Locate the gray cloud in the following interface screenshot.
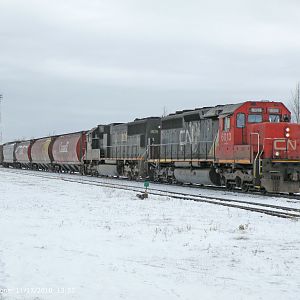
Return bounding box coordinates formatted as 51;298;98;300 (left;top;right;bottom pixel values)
0;0;300;141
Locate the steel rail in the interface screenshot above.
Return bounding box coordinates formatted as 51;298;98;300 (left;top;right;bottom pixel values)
2;167;300;202
1;168;299;219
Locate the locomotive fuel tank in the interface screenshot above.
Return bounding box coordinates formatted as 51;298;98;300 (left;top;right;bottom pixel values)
174;168;221;186
95;163;119;176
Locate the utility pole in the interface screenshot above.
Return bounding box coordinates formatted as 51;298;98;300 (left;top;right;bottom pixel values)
0;94;2;144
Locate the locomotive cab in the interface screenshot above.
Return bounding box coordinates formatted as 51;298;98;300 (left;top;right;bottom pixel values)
248;121;300;193
216;101;300;193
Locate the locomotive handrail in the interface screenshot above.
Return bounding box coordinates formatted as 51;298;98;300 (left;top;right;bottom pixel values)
147;141;214;161
149;141;214;147
250;132;260;178
99;144;143;159
91;141;216;161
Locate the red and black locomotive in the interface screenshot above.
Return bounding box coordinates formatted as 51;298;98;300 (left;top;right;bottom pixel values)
147;101;300;193
2;100;300;194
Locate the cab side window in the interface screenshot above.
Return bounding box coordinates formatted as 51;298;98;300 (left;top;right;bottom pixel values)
248;114;262;123
223;116;231;132
236;113;245;128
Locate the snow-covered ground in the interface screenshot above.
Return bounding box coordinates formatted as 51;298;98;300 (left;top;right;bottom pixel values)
4;168;300;209
0;169;300;300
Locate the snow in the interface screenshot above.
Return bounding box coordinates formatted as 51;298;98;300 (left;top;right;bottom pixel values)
0;168;300;300
5;168;300;210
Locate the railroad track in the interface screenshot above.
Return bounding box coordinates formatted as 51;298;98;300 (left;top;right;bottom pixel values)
2;166;300;202
1;168;300;219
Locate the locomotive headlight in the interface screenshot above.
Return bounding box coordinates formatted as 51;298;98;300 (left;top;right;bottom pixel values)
285;127;290;138
275;151;280;157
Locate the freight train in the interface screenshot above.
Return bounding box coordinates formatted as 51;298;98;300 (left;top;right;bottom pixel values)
1;100;300;194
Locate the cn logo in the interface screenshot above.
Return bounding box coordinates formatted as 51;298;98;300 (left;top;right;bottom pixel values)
179;129;193;145
274;139;297;151
59;141;69;153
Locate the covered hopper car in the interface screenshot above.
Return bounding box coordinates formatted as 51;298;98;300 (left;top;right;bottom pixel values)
15;140;32;168
30;137;54;170
2;142;17;168
51;131;86;173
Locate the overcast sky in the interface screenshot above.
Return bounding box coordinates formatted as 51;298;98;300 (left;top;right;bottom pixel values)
0;0;300;142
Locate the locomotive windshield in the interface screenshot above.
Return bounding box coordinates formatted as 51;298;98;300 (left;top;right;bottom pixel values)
248;114;262;123
269;114;280;122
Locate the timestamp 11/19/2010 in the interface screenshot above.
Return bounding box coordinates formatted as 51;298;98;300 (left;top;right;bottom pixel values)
0;287;76;295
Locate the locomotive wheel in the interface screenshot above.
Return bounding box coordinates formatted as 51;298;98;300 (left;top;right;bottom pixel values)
235;176;242;188
226;182;233;190
241;183;249;192
260;188;267;195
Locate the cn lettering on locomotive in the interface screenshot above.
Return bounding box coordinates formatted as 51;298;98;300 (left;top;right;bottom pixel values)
179;129;193;145
274;139;296;151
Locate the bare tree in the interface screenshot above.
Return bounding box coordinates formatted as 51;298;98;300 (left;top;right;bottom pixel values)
291;82;300;123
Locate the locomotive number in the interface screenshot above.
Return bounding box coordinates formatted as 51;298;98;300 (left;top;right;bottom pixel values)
221;132;231;144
